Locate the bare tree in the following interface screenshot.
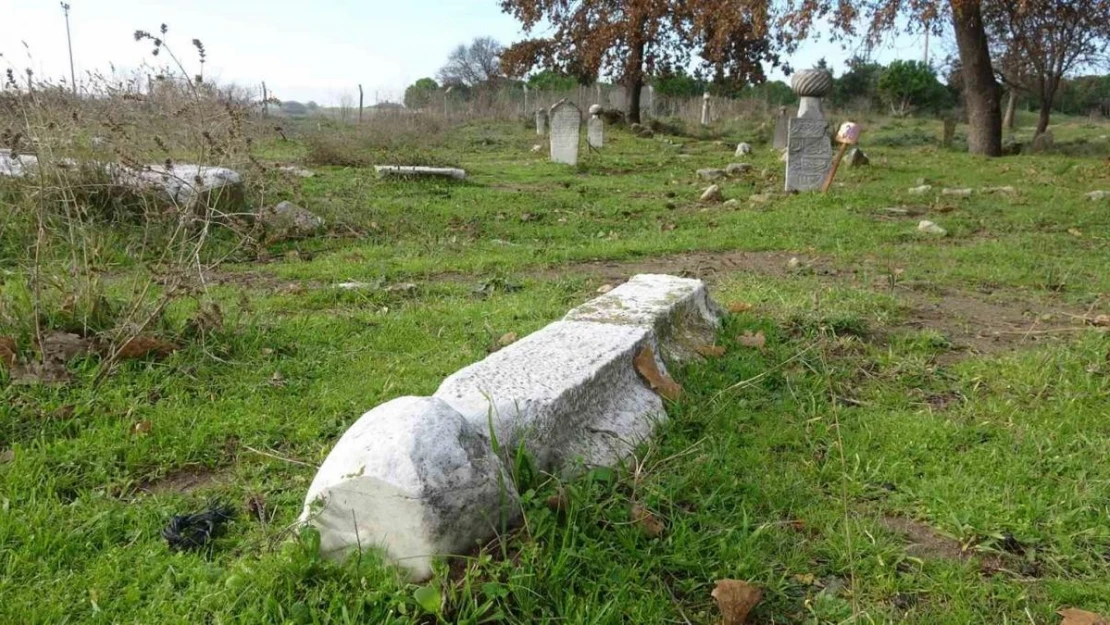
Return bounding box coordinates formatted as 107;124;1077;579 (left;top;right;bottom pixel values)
437;37;504;88
986;0;1110;135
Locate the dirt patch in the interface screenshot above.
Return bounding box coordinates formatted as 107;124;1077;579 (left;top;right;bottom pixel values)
897;286;1083;357
879;515;1007;571
138;465;227;495
531;250;835;285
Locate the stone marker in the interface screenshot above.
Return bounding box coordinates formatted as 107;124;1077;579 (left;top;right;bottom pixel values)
785;69;833;192
700;184;722;202
918;220;946;235
587;112;604;149
375;165;467;180
261;201;324;240
1031;130;1055;153
908;185;933;195
300;396;519;581
535;109;547;135
725;163;752;176
549;101;581;165
772;106;789;149
697;168;726;180
941;188;972;197
942;118;957;148
846;148;869;167
735;142;752;156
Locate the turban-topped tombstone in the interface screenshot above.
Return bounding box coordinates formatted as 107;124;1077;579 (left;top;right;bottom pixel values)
785;69;834;192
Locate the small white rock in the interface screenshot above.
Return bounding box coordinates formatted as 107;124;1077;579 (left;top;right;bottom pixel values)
723;199;740;208
1086;190;1108;201
942;188;973;197
918;220;947;235
700;184;722;202
735;142;752;156
908;185;933;195
596;284;614;294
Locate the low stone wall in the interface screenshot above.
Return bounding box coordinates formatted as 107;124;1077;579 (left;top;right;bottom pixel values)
300;274;723;580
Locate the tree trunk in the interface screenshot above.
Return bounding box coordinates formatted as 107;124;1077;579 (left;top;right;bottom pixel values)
950;0;1001;156
1003;90;1017;130
628;78;643;124
1035;77;1059;136
626;29;646;124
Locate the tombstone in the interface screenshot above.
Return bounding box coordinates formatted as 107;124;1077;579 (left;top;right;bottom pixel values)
535;110;548;136
772;106;789;149
785;69;834;192
549;101;581;165
942;117;956;148
587;104;604;149
700;92;710;126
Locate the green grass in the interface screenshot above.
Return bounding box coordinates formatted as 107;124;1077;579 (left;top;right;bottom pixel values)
3;115;1110;623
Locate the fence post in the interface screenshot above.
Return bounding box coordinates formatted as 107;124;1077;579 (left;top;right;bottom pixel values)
358;84;364;123
262;81;269;116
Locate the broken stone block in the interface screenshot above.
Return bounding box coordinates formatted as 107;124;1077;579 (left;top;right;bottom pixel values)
374;166;467;180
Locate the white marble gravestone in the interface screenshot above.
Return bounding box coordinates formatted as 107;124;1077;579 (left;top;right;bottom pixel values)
549;101;581;165
535;110;547;135
587;116;604;148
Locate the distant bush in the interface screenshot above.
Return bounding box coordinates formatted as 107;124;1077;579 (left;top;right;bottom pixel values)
304;115;459;168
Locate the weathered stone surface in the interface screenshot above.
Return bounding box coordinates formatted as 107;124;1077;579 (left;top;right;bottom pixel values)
735;142;752;156
908;185;933;195
700;184;722;202
772;107;789;149
114;163;242;205
846;148;869;167
549;101;581;165
941;188;972;197
725;162;753;176
918;220;947;235
300;396;519;581
587;116;604;149
564;274;723;362
785;118;831;192
435;321;666;473
535;110;547;135
375;166;466;180
1031;130;1055;153
277;165;314;178
697;168;726;180
1087;190;1109;201
0;149;38;177
588;104;602;115
723;199;740;208
261;201;323;239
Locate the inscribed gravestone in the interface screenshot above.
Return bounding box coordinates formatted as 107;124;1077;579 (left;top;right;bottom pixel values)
785;118;832;192
587;116;604;148
549;102;581;165
772;106;788;149
535;110;547;135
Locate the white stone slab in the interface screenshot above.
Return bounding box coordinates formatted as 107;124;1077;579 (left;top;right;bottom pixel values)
587;116;604;148
0;150;38;177
374;165;467;180
435;320;666;473
549;101;581;165
112;163;242;205
564;274;722;361
300;396;518;581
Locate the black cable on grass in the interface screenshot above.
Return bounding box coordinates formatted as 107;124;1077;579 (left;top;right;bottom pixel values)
162;501;235;552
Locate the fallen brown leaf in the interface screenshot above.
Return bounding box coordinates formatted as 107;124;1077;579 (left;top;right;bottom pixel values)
132;420;153;435
696;344;727;358
630;504;665;538
1092;315;1110;327
596;284;614;294
727;302;753;313
712;579;763;625
269;371;286;387
737;330;767;349
792;573;816;585
41;332;91;363
545;487;570;513
661;222;677;231
117;336;177;360
0;336;16;369
0;448;13;464
498;332;518;347
1068;228;1083;237
1059;608;1109;625
633;346;683;401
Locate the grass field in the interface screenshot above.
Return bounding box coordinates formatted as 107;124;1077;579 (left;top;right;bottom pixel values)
3;112;1110;623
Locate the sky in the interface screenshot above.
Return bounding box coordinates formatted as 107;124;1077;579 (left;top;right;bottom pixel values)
1;0;935;105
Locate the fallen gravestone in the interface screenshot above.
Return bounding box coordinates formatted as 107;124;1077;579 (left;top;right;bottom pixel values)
549;101;581;165
260;201;324;240
301;274;722;580
374;165;467;180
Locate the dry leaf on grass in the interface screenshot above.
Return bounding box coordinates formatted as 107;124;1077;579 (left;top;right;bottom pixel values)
545;488;570;513
498;332;518;347
630;504;665;538
737;331;766;349
696;345;727;358
633;346;683;401
41;332;92;363
712;579;763;625
0;337;16;369
1092;315;1110;327
1068;228;1084;237
132;420;153;435
269;371;286;387
0;448;13;464
727;302;753;313
1059;608;1109;625
596;284;614;294
117;336;177;360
